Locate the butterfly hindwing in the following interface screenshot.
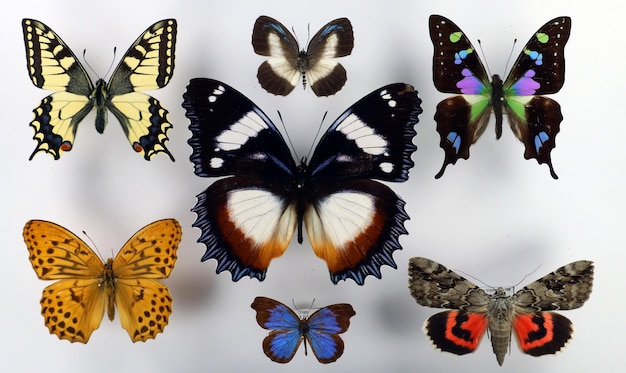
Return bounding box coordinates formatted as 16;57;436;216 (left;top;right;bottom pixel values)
22;18;176;160
183;79;421;284
408;257;593;366
24;219;181;343
252;16;354;96
251;297;355;363
429;15;570;179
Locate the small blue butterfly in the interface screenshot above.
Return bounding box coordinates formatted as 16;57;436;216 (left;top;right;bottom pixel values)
251;297;356;363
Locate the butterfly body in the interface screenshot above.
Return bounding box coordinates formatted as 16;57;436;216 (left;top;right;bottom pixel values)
22;18;176;160
252;16;354;96
429;15;570;179
408;257;593;366
183;79;421;284
251;297;355;363
24;219;181;343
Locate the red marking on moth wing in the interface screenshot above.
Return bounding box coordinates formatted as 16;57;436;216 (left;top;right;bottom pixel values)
514;313;553;350
445;311;488;350
309;211;384;273
514;312;572;355
217;208;290;270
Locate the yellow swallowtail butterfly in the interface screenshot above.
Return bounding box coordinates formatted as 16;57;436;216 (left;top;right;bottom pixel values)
22;19;177;160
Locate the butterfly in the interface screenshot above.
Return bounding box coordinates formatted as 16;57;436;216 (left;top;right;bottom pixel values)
408;257;594;366
252;15;354;96
429;15;571;179
251;296;355;363
182;78;421;284
22;18;177;160
23;219;181;343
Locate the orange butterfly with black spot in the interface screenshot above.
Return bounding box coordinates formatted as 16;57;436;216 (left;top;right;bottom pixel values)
24;219;181;343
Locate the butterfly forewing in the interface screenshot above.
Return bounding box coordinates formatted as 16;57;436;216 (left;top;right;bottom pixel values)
429;15;490;94
22;19;93;94
503;17;571;95
309;83;420;183
184;78;296;181
107;19;176;95
24;220;105;279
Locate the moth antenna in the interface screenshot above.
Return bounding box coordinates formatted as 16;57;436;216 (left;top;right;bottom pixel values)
511;263;542;290
476;39;493;77
503;39;518;77
306;112;327;160
277;111;300;161
455;268;496;291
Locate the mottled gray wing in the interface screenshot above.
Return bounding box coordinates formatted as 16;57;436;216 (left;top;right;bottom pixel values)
513;260;594;313
408;257;489;312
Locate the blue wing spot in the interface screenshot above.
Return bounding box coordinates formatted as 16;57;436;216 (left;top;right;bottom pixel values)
447;132;461;153
454;49;470;64
527;50;543;66
534;131;549;152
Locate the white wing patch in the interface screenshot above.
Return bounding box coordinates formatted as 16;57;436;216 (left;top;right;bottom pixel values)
215;112;269;151
336;114;388;156
226;189;297;247
304;191;375;249
264;33;300;84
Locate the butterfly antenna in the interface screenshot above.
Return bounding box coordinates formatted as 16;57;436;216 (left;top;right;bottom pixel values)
306;112;327;160
503;39;518;77
82;46;118;79
81;229;106;261
277;111;300;161
476;39;493;77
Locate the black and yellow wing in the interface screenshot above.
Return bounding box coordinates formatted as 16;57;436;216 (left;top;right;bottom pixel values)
22;18;177;160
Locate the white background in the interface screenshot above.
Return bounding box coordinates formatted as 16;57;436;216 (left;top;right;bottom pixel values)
2;0;623;372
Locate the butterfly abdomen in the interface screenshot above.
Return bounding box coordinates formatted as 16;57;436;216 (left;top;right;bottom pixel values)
92;79;109;133
490;74;504;139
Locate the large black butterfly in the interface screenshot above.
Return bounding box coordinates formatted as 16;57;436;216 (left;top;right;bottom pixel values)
182;79;421;284
252;16;354;96
22;19;176;160
429;15;571;179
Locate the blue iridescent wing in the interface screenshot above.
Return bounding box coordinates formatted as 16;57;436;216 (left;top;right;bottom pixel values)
305;303;356;363
251;297;355;364
251;297;304;363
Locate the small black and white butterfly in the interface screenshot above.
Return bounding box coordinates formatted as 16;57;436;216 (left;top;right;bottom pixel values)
182;78;421;284
252;16;354;96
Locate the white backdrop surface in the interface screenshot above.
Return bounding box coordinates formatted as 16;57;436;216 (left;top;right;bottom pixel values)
1;1;622;372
